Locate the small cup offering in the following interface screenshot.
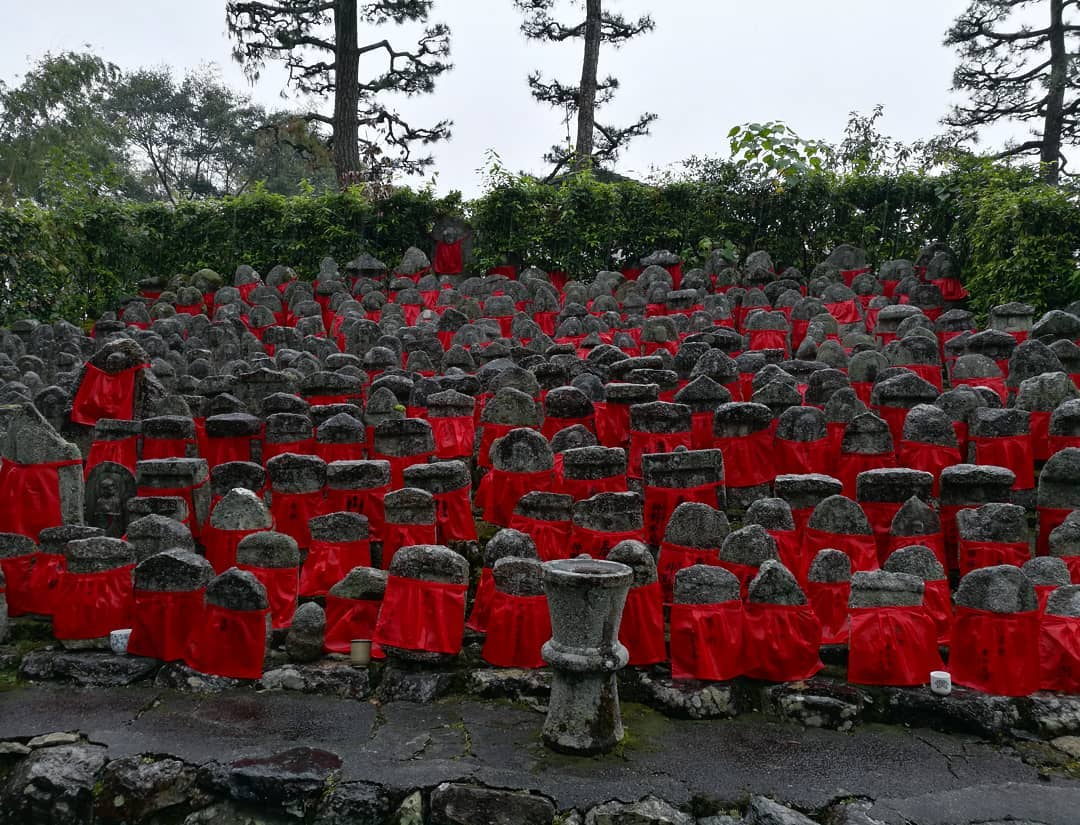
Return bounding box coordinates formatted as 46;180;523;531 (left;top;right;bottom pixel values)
930;670;952;696
350;639;372;666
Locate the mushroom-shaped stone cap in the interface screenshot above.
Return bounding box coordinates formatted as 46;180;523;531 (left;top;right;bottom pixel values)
719;524;779;566
209;488;273;530
883;545;946;581
387;544;469;584
663;502;730;549
205;567;269;611
1046;585;1080;617
1022;556;1071;587
329;566;387;600
673;564;741;604
133;548;214;592
808;549;852;583
747;559;806;605
889;495;940;538
63;537;135;573
0;532;37;559
492;556;545;596
955;565;1038;614
807;495;873;535
309;511;369;542
606;540;657;586
236;531;300;568
483;528;539;567
744;498;795;532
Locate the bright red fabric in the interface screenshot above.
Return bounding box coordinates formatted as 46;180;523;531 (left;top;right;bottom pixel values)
841;267;871;286
1040;614;1080;692
21;552;64;615
541;415;594;441
323;484;389;542
773;436;833;477
803;527;878;573
972;434;1035;490
627;430;693;478
430;416;475;460
137;478;208;536
860;500;904;566
466;567;495;632
670;600;744;681
1036;584;1058;613
381;521;437;569
950;376;1007;404
202;435;253;468
888;532;948;570
324;596;382;655
481;592;551;668
127;588;205;661
141;437;192;461
619;581;666;666
507;514;572;562
715;560;761;599
559;469;627;501
315;442;365;464
748;329;788;352
896;441;961;496
769;529;805;583
1038;507;1074;558
836;452;894;498
689;411;715;450
595;403;632;448
270;488;324;549
70;363;145;425
847;606;943;686
742;602;823;681
299;538;371;596
957;539;1030;576
52;564;134;640
475;468;553;527
851;381;874;407
923;578;952;644
434;239;464;275
185;603;268;680
825;299;861;324
373;575;467;654
0;459;81;541
806;580;850;645
567;526;644;559
433;485;477;543
237;564;297;629
477;423;517;468
0;552;36;616
85;436;138;477
951;607;1040;696
203;527;265;574
643;483;720;546
1049;435;1080;455
904;363;943;392
875;405;910;450
656;542;718;603
263;438;316;465
715;429;774;487
932;277;968;301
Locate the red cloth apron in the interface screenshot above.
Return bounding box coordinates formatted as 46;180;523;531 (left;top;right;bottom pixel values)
475;468;553;527
847;605;943;686
381;522;437;569
269;488;324;549
85;436;138;477
137;478;208;537
1038;507;1074;558
262;438;316;465
619;581;666;666
567;526;644;559
769;529;805;583
21;552;65;615
825;299;861;324
299;538;371;596
324;596;383;655
0;459;82;541
477;423;517;468
806;580;850;645
52;564;134;640
836;452;894;498
202;434;254;468
70;363;145;425
841;267;871;286
773;436;833;477
957;539;1030;576
896;441;962;496
323;484;389;542
689;411;715;450
803;527;878;573
481;592;551;669
1048;435;1080;455
1036;584;1058;613
507;514;572;562
932;277;968;301
715;560;761;600
875;405;910;450
466;566;495;632
939;504;976;569
888;532;948;570
715;429;774;487
748;329;788;352
373;575;467;654
1040;613;1080;692
657;542;718;604
185;603;268;680
742;602;823;681
642;483;720;546
0;551;37;616
433;485;477;543
951;607;1040;696
315;442;366;464
670;600;744;681
430;416;476;460
203;526;265;574
860;501;904;566
923;578;952;644
904;363;943;392
971;434;1035;491
559;471;628;501
851;381;874;407
141;437;193;461
127;588;205;661
541;415;595;441
950;376;1007;404
433;239;464;275
237;564;297;629
627;430;693;479
595;403;633;448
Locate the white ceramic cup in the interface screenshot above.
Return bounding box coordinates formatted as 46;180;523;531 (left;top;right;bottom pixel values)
110;628;132;656
930;670;952;695
350;639;372;666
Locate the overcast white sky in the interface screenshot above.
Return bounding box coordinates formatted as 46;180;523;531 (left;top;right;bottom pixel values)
1;0;1036;196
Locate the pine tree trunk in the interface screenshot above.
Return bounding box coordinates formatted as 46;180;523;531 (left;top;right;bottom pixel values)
573;0;602;170
1042;0;1067;185
333;0;362;189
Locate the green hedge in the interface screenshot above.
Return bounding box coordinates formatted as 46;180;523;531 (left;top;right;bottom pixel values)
0;162;1077;325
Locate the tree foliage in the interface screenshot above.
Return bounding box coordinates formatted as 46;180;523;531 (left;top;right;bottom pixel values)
514;0;656;177
226;0;453;187
945;0;1080;183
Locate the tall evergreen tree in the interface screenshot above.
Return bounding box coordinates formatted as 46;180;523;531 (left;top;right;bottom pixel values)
945;0;1080;183
514;0;656;177
227;0;452;188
